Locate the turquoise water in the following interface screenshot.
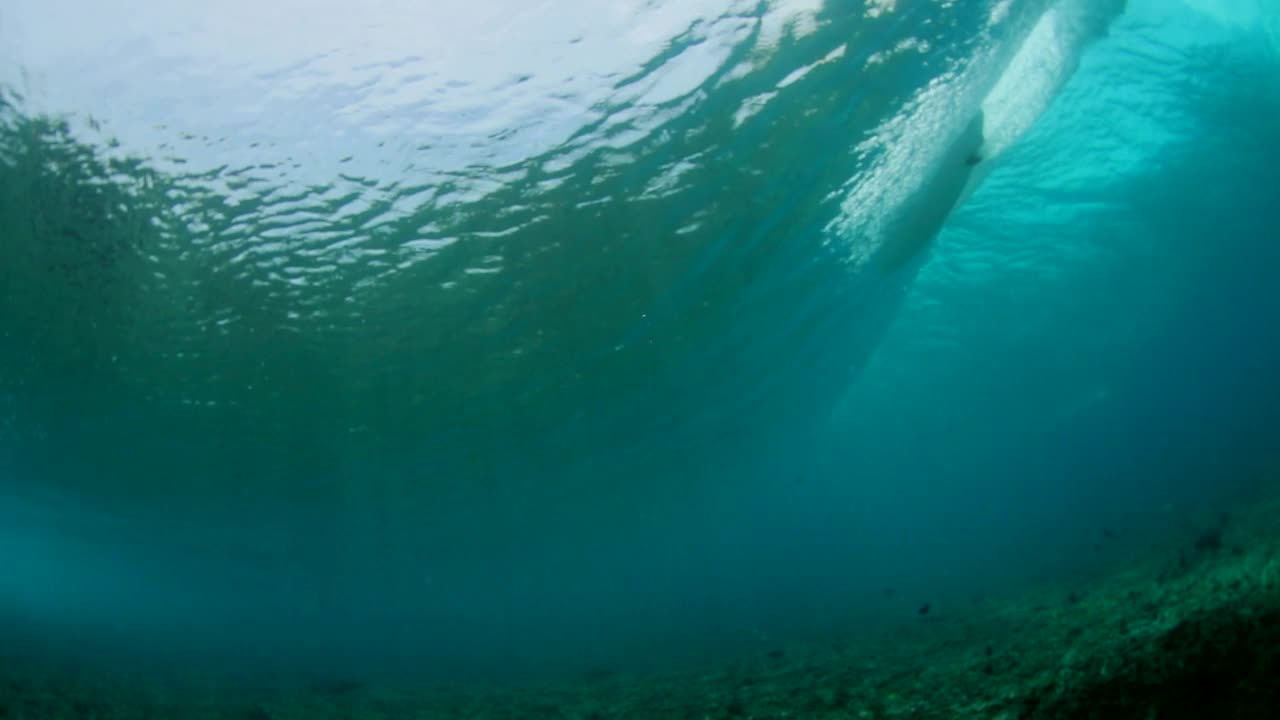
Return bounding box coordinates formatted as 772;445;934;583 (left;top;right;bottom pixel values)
1;0;1278;683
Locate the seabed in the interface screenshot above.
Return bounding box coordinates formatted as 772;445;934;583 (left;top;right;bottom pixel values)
3;486;1278;719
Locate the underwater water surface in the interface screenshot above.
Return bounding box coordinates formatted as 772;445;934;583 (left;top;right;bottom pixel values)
2;0;1280;693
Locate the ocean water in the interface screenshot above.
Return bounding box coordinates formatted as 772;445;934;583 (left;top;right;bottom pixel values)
1;0;1279;692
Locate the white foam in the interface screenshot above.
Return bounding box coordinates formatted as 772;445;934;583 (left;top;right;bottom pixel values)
966;0;1127;203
